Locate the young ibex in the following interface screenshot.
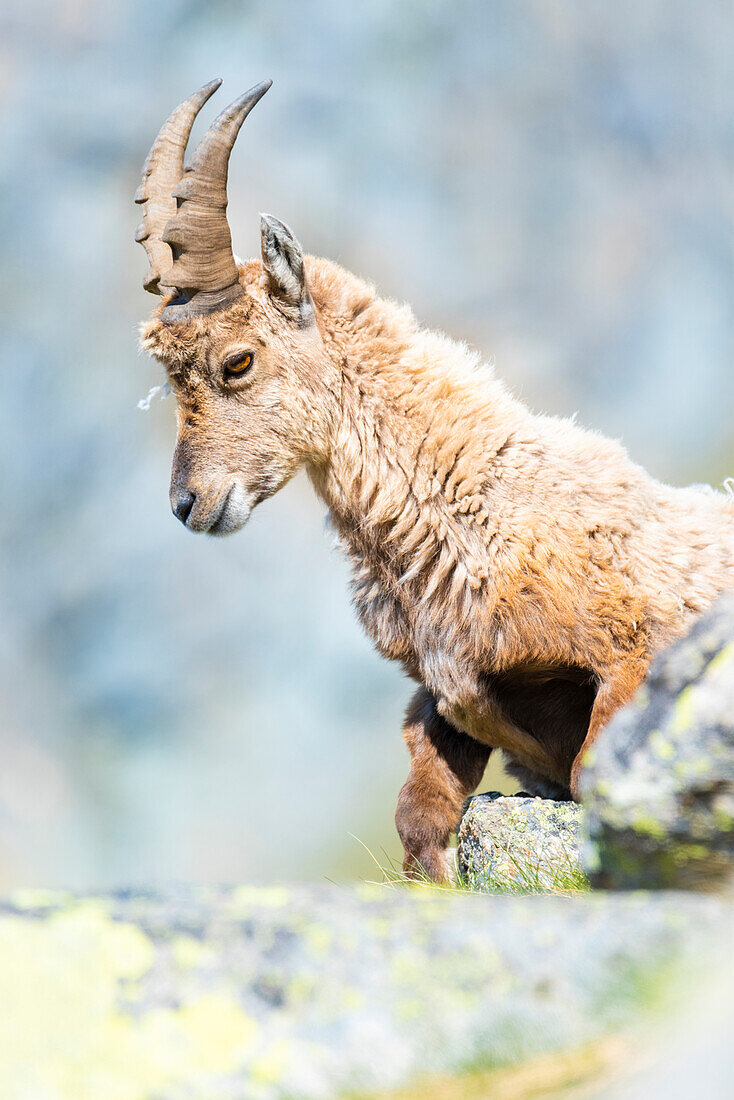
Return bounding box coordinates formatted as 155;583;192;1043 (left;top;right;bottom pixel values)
136;80;734;881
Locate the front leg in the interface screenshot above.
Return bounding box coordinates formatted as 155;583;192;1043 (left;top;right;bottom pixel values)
570;661;647;798
396;687;491;883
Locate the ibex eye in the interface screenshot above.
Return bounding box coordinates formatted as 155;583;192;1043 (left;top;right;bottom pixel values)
223;351;254;378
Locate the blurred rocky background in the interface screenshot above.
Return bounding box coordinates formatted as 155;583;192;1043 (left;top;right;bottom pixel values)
1;0;733;891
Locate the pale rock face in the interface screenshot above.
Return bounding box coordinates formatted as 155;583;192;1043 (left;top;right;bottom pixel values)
0;884;726;1098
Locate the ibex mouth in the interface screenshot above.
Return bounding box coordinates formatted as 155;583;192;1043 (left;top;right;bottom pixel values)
205;483;253;537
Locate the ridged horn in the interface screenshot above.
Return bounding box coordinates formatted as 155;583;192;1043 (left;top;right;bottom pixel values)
160;79;273;322
134;79;222;297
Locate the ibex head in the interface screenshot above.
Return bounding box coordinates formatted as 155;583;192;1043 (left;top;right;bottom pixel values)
136;80;333;535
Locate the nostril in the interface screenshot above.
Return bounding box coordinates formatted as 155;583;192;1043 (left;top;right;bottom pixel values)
173;491;196;525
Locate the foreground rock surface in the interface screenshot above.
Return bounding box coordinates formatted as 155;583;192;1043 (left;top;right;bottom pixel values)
0;884;726;1099
581;592;734;890
458;792;582;890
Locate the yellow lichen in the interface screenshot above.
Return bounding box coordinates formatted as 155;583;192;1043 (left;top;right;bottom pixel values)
648;730;675;761
249;1039;291;1085
631;814;666;840
705;640;734;675
670;685;697;734
10;888;65;911
230;885;290;909
0;901;258;1100
672;641;734;734
304;923;333;958
172;933;216;970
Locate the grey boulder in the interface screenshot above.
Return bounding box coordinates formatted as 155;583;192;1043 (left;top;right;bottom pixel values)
581;592;734;890
458;792;583;891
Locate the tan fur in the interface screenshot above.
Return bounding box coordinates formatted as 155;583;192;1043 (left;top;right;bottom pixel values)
141;253;734;881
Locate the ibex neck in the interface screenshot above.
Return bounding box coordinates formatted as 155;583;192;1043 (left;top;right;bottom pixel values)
305;258;524;588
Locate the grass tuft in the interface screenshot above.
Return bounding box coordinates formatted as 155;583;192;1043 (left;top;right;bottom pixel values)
350;835;589;896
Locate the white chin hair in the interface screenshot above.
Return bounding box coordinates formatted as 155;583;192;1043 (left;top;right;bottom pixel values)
209;483;254;537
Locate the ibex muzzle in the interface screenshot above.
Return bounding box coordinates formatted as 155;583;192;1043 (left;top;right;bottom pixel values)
169;434;256;536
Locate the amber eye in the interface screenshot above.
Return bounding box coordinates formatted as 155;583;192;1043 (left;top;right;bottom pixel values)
223;351;254;378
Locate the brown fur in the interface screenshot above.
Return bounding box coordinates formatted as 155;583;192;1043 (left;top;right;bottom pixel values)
141;250;734;881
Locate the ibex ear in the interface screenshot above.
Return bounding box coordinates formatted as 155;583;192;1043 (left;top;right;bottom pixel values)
260;213;314;323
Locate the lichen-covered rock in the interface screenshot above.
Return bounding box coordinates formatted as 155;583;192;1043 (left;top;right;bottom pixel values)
1;883;725;1099
581;592;734;890
458;792;583;891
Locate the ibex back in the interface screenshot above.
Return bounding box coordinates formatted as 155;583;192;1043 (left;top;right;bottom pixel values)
136;80;734;882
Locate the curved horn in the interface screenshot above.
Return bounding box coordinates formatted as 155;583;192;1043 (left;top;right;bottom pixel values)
134;79;222;296
160;79;273;322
